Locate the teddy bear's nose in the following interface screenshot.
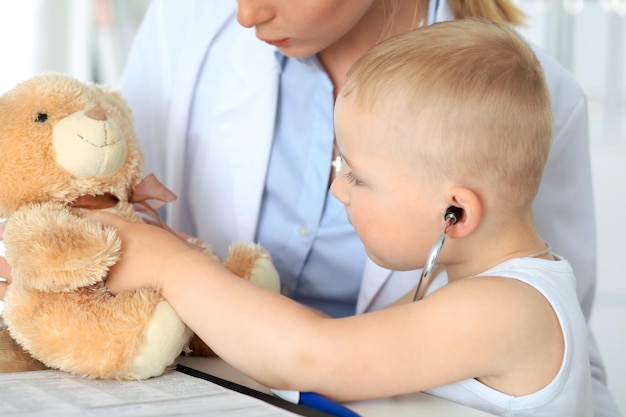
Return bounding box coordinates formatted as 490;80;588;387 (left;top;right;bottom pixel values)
85;107;107;121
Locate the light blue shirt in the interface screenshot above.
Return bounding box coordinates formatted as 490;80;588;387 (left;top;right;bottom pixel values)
255;54;366;318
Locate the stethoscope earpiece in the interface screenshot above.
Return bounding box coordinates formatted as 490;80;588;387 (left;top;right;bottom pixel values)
412;206;463;302
444;206;463;225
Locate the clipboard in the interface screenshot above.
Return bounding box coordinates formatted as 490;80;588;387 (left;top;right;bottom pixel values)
176;364;333;417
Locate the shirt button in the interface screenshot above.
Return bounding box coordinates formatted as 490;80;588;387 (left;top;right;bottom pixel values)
298;225;309;238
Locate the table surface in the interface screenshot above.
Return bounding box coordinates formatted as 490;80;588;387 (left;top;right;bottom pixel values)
176;355;496;417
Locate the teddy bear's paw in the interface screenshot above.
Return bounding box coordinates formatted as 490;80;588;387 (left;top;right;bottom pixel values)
129;301;193;379
223;242;280;293
4;205;121;291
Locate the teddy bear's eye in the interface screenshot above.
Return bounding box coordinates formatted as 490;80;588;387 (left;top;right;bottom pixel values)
35;113;48;123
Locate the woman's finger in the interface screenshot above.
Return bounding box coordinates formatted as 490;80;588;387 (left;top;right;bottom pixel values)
0;257;10;301
0;257;11;283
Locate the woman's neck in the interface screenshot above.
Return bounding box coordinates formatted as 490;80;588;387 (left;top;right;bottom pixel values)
318;0;429;95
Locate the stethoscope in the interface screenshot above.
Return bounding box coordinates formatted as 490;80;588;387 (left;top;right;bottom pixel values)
412;206;463;302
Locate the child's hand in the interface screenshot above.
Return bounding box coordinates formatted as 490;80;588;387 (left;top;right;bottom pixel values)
85;211;194;294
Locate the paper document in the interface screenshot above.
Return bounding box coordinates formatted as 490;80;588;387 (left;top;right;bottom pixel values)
0;369;300;416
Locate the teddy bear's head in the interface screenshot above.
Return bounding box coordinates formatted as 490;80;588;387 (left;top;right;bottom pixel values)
0;73;144;217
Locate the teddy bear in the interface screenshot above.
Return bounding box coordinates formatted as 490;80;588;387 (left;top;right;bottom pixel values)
0;73;280;379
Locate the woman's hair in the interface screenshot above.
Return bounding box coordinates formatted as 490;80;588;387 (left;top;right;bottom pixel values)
381;0;526;40
448;0;526;25
341;18;552;212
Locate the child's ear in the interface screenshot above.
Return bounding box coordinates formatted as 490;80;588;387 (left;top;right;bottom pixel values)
444;187;482;239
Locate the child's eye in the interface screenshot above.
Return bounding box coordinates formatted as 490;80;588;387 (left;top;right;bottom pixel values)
344;171;364;186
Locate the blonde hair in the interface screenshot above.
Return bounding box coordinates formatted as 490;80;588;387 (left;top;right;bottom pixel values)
380;0;526;42
448;0;526;25
341;18;552;211
378;0;427;42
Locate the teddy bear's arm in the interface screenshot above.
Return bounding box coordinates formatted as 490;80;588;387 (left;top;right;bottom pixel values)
223;242;280;293
3;202;121;291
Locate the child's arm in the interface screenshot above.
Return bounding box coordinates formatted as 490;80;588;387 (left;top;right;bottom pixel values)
87;212;564;402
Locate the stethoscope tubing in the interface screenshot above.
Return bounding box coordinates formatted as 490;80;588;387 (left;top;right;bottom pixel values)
412;207;461;301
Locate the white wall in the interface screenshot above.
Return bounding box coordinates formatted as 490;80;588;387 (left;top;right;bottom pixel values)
0;0;148;93
0;1;36;94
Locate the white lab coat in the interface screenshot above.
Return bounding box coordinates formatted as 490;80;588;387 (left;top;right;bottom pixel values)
120;1;619;415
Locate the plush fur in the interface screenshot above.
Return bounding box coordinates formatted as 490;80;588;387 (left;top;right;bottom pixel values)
0;73;279;379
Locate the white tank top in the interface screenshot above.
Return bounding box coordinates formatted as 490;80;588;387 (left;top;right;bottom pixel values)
425;256;593;416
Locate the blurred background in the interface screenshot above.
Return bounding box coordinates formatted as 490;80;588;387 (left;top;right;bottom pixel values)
0;0;624;413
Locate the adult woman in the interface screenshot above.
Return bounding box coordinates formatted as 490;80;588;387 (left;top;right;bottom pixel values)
102;0;618;415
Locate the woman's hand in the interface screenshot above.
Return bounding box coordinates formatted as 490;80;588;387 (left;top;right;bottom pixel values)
0;221;10;300
0;257;10;300
85;211;196;294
